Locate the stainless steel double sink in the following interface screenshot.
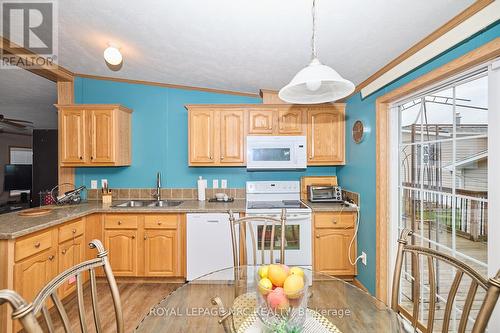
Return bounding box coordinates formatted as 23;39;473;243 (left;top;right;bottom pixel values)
112;200;183;208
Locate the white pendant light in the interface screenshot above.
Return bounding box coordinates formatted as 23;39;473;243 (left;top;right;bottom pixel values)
279;0;355;104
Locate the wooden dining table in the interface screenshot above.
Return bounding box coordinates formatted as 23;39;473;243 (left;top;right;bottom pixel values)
135;266;402;332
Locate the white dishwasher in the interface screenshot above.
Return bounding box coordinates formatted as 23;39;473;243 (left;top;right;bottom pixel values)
186;213;239;281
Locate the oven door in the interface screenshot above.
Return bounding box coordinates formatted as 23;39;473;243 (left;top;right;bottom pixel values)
245;214;311;266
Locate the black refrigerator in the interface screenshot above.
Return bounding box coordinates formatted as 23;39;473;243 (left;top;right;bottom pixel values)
31;129;58;207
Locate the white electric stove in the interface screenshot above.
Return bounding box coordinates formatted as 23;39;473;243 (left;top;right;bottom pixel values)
245;181;312;266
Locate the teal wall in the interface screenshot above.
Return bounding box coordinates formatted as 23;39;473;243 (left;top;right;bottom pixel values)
74;78;337;189
338;21;500;294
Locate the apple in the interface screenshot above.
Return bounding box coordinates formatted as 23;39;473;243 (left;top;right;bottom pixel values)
267;264;288;287
258;265;269;279
283;274;305;299
289;266;304;277
267;288;289;313
258;277;273;295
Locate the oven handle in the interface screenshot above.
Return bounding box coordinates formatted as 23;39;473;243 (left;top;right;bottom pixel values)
248;215;310;222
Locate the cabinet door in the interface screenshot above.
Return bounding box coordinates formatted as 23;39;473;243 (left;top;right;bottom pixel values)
248;109;275;134
60;109;86;164
220;110;245;164
189;109;216;164
104;230;137;276
89;109;115;163
144;230;179;276
307;107;345;165
314;229;355;276
14;249;58;302
58;236;85;297
278;108;304;135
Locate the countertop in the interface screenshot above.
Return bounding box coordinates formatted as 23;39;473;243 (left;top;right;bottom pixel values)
0;199;358;240
0;200;246;239
305;201;359;212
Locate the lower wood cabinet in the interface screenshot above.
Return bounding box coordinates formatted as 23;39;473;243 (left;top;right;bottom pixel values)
58;235;86;297
313;212;357;277
103;213;183;277
104;229;138;276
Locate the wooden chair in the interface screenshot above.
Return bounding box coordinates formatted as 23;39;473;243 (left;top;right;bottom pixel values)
211;209;287;333
392;229;500;333
0;239;123;333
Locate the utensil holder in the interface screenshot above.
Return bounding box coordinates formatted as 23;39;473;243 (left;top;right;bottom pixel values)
102;194;112;204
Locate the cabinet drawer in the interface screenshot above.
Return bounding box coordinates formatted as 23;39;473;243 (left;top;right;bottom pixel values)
144;214;179;229
104;215;139;229
59;218;84;243
314;212;355;229
15;230;54;262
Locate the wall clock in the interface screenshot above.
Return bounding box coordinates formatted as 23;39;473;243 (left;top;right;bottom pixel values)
352;120;365;144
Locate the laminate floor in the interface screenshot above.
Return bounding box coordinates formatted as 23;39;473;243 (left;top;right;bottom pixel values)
36;282;180;332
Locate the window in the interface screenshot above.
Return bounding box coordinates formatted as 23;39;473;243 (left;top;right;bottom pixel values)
394;70;489;331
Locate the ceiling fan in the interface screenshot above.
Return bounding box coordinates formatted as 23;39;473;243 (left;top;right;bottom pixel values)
0;114;34;129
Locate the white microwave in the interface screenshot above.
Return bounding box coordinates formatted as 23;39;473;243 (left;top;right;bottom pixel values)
246;136;307;170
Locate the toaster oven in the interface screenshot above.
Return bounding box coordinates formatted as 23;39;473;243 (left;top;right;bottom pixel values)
307;185;343;202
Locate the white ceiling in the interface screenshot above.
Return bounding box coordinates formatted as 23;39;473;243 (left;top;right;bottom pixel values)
0;68;57;130
57;0;474;94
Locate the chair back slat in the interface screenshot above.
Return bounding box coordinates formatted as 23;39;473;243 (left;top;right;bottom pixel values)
51;291;72;332
228;209;287;268
411;252;420;329
427;256;436;333
0;240;123;333
441;271;464;333
392;229;500;333
458;280;479;333
89;268;103;333
41;305;55;333
76;273;88;333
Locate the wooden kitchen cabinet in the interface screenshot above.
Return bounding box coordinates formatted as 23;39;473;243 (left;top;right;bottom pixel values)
278;108;305;135
189;109;216;164
144;230;179;276
248;109;276;134
220;109;245;164
104;229;138;276
307;105;345;165
58;235;85;297
313;211;356;277
57;104;133;167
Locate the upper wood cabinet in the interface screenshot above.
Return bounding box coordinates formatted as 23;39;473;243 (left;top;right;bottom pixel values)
189;109;216;164
188;107;246;166
56;104;133;167
186;104;344;166
307;105;345;165
248;109;275;134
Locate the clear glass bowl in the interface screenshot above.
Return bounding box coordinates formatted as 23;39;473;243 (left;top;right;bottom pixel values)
254;266;308;332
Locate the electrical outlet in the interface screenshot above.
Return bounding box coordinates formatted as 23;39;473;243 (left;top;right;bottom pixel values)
212;179;219;189
221;179;227;189
101;179;108;188
361;252;367;266
90;180;98;189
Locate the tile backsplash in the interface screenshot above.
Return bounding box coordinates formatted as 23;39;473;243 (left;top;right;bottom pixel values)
87;188;246;201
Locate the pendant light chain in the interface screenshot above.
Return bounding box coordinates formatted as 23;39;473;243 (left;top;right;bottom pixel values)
311;0;317;60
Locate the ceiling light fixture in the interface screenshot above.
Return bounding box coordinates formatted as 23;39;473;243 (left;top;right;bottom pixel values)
103;45;123;66
279;0;355;104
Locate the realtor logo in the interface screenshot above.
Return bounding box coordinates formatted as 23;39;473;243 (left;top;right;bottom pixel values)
1;0;58;69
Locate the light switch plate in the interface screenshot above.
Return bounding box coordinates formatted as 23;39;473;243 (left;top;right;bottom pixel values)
212;179;219;189
221;179;227;189
90;180;98;189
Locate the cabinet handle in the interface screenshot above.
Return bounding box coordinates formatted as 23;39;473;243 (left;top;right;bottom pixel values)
332;219;337;224
221;156;224;160
118;221;122;225
157;221;162;225
144;235;147;240
62;249;67;254
79;156;83;160
91;156;94;160
34;242;41;248
72;228;77;233
48;255;55;261
210;155;213;160
316;234;320;238
131;235;135;239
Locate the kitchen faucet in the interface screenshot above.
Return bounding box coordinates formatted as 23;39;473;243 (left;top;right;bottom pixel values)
153;172;162;201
